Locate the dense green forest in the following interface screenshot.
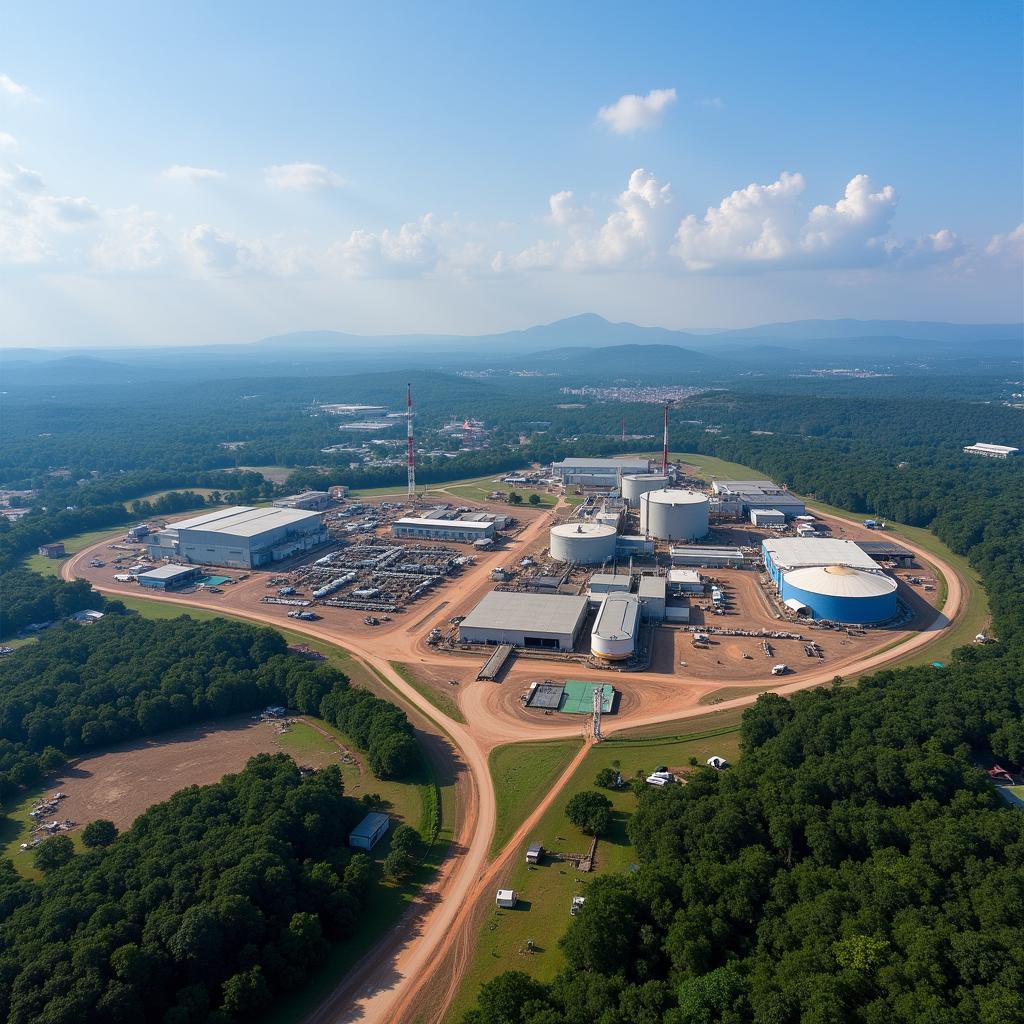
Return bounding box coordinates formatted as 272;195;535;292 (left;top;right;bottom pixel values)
0;615;417;799
0;754;375;1023
463;398;1024;1024
0;571;104;636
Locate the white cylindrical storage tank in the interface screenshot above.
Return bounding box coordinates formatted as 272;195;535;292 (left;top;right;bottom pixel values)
621;473;669;508
591;593;640;661
640;489;709;541
549;523;617;565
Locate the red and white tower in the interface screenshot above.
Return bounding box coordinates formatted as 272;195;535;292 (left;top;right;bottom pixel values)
406;383;416;500
662;403;670;476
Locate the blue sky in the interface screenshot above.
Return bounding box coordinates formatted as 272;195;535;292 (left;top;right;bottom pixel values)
1;1;1022;346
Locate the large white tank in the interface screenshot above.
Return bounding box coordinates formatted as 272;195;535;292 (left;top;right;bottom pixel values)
549;522;617;564
591;593;640;661
640;488;709;541
621;473;669;508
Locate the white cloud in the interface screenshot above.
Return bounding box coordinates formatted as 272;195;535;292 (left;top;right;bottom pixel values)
185;224;271;276
986;223;1024;258
265;162;346;192
332;214;442;277
598;88;677;135
0;73;33;99
33;195;99;226
0;163;46;195
92;208;173;272
547;190;592;230
0;132;16;149
162;164;226;184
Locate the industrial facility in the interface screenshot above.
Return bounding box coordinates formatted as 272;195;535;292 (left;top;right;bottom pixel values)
458;592;590;650
392;517;496;543
762;538;898;623
550;456;650;487
962;442;1019;458
146;506;329;569
638;488;709;541
711;480;806;517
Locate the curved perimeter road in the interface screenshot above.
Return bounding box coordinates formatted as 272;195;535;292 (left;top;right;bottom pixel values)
62;504;968;1024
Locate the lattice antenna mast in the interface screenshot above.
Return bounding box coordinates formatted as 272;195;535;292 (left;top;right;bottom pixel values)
406;383;416;499
662;403;669;476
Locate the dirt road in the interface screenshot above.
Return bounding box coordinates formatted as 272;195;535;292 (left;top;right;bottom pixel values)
61;504;967;1024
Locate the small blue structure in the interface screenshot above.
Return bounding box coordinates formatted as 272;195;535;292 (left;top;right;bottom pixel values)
349;812;390;851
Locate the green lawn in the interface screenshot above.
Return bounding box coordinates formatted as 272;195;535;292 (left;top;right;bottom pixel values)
448;726;742;1022
488;739;584;857
389;661;467;724
22;524;134;576
124;487;220;508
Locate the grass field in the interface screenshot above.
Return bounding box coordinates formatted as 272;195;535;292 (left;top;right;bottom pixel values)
22;524;134;576
448;725;742;1021
124;487;221;508
488;739;584;857
389;661;467;724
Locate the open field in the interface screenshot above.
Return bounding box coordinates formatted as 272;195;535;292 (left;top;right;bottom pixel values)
236;465;295;484
0;712;425;874
446;726;742;1022
23;524;133;576
488;740;584;856
390;661;467;724
124;487;221;507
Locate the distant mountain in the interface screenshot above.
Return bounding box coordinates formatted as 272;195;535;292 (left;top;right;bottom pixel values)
707;318;1023;344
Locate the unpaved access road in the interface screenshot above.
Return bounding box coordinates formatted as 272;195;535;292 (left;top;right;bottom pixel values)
62;503;967;1024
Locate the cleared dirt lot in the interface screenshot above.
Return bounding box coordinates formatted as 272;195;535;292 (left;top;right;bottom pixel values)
36;715;341;834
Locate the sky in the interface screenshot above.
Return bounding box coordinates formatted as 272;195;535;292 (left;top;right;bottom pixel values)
1;1;1022;348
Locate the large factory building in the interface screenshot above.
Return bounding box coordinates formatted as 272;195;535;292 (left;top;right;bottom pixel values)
458;592;589;650
712;479;806;517
392;518;496;543
550;457;650;487
762;538;898;623
146;506;329;569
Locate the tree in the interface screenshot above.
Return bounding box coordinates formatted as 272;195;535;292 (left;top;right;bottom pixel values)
464;971;550;1024
82;818;118;848
220;965;270;1018
594;767;622;790
508;492;523;505
565;791;613;836
33;833;74;871
528;494;541;506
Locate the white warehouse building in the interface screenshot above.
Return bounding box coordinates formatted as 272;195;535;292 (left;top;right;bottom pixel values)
392;518;496;543
458;592;589;651
550;457;650;487
711;480;805;517
146;506;329;569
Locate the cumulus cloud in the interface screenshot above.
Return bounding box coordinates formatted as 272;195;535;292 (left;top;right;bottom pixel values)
185;224;271;276
0;132;16;149
0;73;33;99
986;223;1024;258
598;88;677;135
0;163;46;195
92;208;173;272
265;162;346;192
162;164;226;184
332;214;443;277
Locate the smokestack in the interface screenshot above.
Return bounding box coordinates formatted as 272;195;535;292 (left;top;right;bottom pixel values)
406;383;416;499
662;404;669;476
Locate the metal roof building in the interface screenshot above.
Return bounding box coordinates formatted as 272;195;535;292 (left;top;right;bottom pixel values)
137;564;203;589
458;592;589;651
637;576;667;621
551;457;650;486
670;545;749;568
146;506;328;569
711;479;805;516
392;517;496;543
963;442;1018;458
762;537;880;586
349;812;390;851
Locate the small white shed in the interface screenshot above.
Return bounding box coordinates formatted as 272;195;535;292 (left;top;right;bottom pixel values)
496;889;518;908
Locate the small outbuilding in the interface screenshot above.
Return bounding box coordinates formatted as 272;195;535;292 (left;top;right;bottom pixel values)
496;889;518;908
38;543;65;558
526;842;544;864
349;812;390;851
706;756;729;770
